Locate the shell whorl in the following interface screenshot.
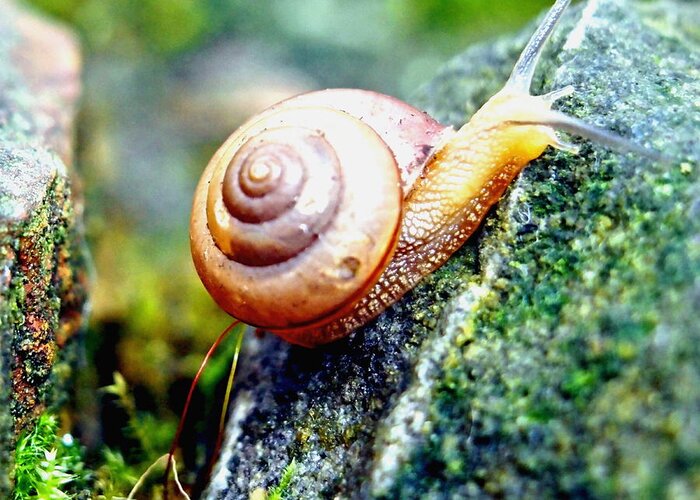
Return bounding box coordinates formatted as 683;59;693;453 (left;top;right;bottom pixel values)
209;126;342;266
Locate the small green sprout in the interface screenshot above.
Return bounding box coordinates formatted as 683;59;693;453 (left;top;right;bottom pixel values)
12;413;85;500
267;459;298;500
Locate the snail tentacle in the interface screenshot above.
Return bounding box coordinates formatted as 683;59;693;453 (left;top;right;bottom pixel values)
506;0;571;93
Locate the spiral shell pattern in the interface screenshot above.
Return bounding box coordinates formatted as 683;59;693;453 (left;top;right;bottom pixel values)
191;105;403;332
212;127;342;266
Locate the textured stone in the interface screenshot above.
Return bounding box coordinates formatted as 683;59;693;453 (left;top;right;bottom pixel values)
0;0;84;494
205;0;699;498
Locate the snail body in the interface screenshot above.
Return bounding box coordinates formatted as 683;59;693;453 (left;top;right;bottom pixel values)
191;0;651;347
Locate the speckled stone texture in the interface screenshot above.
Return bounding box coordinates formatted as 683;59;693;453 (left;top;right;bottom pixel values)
0;0;84;494
205;0;699;498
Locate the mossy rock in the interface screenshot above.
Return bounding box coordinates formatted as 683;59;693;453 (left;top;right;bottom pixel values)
206;0;699;498
0;0;85;495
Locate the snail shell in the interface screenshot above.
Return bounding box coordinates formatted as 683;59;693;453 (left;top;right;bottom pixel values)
190;89;447;338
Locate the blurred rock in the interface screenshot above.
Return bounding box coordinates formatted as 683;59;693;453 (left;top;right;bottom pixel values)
0;0;85;494
78;39;315;406
169;40;315;142
205;0;699;498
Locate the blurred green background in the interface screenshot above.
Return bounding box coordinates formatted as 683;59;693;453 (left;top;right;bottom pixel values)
22;0;553;488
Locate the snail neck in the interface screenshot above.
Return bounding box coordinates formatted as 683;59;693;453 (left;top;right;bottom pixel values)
467;88;558;158
400;88;556;249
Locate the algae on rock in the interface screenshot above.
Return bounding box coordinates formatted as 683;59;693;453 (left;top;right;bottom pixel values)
206;1;699;498
0;0;85;495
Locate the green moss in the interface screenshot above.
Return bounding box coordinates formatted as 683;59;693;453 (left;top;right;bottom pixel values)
267;459;298;500
103;372;176;463
394;150;699;493
8;175;72;430
10;413;148;499
2;171;84;492
11;374;180;499
92;449;138;500
11;413;87;499
294;409;348;453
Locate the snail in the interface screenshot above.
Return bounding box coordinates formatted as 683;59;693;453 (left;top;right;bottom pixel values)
190;0;656;348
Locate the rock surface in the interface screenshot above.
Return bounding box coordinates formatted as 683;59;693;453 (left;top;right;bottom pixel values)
205;0;699;498
0;0;84;494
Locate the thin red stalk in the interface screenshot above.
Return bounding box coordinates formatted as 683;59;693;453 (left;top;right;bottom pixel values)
204;325;244;481
163;319;240;497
